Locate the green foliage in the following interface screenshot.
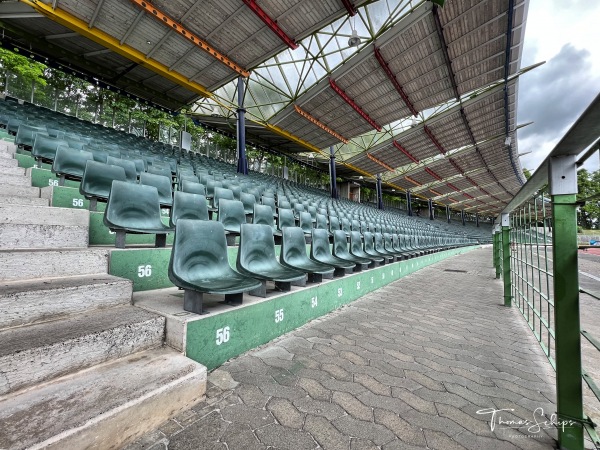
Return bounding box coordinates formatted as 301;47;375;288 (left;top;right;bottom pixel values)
577;168;600;229
522;168;532;179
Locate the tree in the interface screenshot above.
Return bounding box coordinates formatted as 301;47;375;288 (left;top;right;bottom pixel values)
522;168;532;179
577;169;600;229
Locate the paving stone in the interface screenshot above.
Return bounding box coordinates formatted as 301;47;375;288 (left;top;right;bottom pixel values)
168;411;229;450
259;383;307;400
423;429;468;450
314;343;339;356
303;414;349;450
321;363;353;381
255;423;317;450
340;350;369;365
332;391;373;421
382;439;428;450
297;377;331;401
267;398;305;429
218;423;266;450
350;437;379;449
373;408;426;446
333;415;395;446
390;387;437;414
357;391;411;415
220;404;274;430
293;397;346;420
354;373;392;396
404;370;445;391
236;384;271;409
158;419;183;437
321;378;368;396
209;369;240;391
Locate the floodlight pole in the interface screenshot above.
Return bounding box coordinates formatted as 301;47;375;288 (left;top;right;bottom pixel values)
329;146;338;199
236;76;248;175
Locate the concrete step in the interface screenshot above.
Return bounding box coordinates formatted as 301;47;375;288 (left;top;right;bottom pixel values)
0;143;16;155
0;205;89;249
0;305;165;396
0;347;206;450
0;184;40;198
0;173;32;187
0;196;49;206
0;166;25;176
0;274;133;330
0;247;110;282
0;157;18;168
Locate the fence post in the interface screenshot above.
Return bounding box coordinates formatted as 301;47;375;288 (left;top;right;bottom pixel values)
501;213;511;306
550;155;584;450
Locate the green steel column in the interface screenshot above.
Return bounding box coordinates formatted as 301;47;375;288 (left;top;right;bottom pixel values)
550;156;583;450
494;227;501;279
501;213;511;307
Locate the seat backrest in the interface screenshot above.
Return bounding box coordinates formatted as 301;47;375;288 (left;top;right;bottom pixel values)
214;187;234;209
140;172;173;207
299;212;313;233
334;230;351;257
278;208;295;230
364;232;376;252
80;160;127;200
206;180;223;197
179;175;199;188
350;231;363;253
170;191;209;227
90;149;108;163
278;200;291;210
311;228;331;259
181;180;206;196
65;138;85;150
315;213;328;230
261;196;276;215
240;192;256;214
169;219;230;285
147;165;172;178
15;124;47;147
230;185;242;200
31;135;68;161
374;233;385;251
281;227;310;264
218;199;246;233
237;223;277;271
341;218;351;233
106;155;138;182
104;181;165;230
253;204;275;227
329;216;340;233
52;146;94;179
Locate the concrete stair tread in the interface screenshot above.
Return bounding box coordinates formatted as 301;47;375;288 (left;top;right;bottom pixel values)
0;196;49;206
0;347;206;450
0;167;25;176
0;184;39;197
0;204;88;226
0;174;30;186
0;305;160;358
0;158;18;167
0;274;133;330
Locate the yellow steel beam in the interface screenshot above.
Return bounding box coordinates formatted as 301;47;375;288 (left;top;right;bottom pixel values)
21;0;212;98
264;123;328;157
129;0;249;78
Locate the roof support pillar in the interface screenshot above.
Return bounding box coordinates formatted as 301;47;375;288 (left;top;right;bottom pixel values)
329;146;338;199
446;205;451;223
406;191;413;216
428;199;434;220
461;208;466;226
376;173;384;210
236;76;248;175
476;212;479;227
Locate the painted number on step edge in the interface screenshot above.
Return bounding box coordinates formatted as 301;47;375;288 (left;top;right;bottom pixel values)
337;287;343;297
311;296;318;308
137;264;152;277
275;309;284;323
48;179;59;186
371;276;374;284
356;281;361;290
72;198;84;207
382;272;385;280
216;326;230;345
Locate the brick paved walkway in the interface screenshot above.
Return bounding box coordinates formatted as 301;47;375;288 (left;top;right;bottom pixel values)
126;248;557;450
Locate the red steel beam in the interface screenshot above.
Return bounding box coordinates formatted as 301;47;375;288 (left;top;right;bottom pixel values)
367;153;395;172
130;0;249;77
294;105;349;143
329;78;382;131
424;167;443;181
373;47;418;116
393;141;419;163
340;0;357;16
423;125;446;154
242;0;298;50
405;176;422;186
430;189;443;196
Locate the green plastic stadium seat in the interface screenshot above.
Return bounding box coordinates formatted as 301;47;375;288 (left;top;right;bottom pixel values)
106;155;138;182
15;124;47;149
52;146;94;185
168;220;262;313
253;203;279;235
104;180;174;248
332;230;370;271
147;165;172;179
329;216;341;234
31;135;68;165
169;191;209;227
280;227;334;283
315;213;328;232
351;231;383;266
374;233;396;263
240;192;256;216
277;208;295;231
218;198;246;245
140;172;173;207
212;187;234;213
181;180;206;196
310;229;354;276
299;211;313;234
236;223;306;296
261;196;277;217
80;160;127;210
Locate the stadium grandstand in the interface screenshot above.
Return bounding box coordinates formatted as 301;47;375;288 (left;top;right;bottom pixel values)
0;0;599;449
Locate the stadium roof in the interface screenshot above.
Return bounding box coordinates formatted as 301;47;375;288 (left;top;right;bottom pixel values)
0;0;531;214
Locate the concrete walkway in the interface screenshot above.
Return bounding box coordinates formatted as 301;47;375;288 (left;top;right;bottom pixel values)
125;248;557;450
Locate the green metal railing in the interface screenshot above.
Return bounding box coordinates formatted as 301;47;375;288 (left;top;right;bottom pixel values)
494;92;600;450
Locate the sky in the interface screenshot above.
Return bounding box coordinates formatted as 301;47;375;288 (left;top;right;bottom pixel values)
517;0;600;173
